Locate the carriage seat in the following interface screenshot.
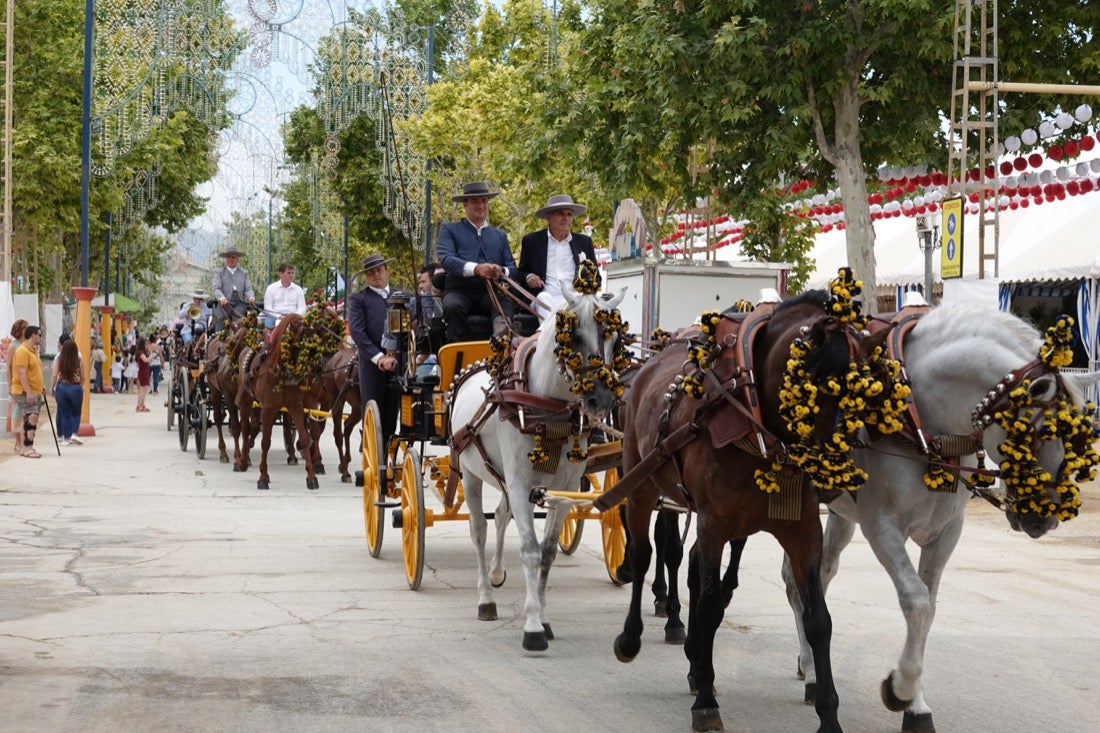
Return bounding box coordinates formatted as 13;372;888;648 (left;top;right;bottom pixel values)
436;340;494;393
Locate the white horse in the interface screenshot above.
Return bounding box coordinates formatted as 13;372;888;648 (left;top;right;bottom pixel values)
784;303;1100;733
448;283;626;651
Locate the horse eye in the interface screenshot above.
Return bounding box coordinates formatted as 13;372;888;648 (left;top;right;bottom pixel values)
1028;376;1058;402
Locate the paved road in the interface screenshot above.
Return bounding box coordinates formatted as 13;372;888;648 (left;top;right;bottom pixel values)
1;391;1098;732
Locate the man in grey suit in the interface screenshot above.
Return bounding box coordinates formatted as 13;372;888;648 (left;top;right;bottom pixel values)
211;245;256;332
436;181;516;342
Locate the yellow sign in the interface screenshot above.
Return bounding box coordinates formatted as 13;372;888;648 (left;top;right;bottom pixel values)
940;197;964;279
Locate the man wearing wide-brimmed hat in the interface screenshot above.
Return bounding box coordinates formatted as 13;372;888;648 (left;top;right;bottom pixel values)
436;181;517;341
211;245;255;331
348;253;400;446
176;290;212;343
518;194;598;322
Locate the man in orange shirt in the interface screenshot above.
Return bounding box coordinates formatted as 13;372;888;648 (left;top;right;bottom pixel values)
12;325;45;458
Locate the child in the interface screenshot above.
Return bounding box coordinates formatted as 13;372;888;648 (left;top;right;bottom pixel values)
123;356;137;393
111;354;123;393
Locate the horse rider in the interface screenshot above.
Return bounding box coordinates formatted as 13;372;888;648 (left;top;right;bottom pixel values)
436;181;517;342
212;245;255;332
347;253;400;448
518;193;598;324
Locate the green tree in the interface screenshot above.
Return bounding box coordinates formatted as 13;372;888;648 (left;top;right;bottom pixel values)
569;0;1099;298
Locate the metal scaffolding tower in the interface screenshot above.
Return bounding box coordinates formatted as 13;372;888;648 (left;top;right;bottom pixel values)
948;0;1000;279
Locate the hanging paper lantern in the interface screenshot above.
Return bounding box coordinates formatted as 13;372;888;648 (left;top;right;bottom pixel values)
1039;120;1056;138
1040;170;1054;184
1055;112;1074;130
1048;144;1063;161
1082;136;1096;152
1068;181;1080;195
1075;104;1093;123
1013;157;1028;171
1064;140;1080;157
1021;128;1038;146
1004;135;1021;152
1028;153;1044;168
1091;159;1100;173
1056;166;1070;181
1000;161;1014;176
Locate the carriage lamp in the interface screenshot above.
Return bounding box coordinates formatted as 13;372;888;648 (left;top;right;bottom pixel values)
385;289;414;337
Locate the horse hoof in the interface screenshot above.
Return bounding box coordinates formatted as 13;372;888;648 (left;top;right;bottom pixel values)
615;563;633;585
257;480;269;491
542;623;554;640
613;633;639;663
306;478;319;491
804;682;817;705
477;602;497;621
490;570;506;588
341;474;352;484
902;711;936;733
797;657;805;680
881;672;912;712
315;464;325;475
287;457;298;465
522;631;548;652
233;464;244;473
220;455;229;464
654;599;668;618
664;624;686;645
691;707;723;732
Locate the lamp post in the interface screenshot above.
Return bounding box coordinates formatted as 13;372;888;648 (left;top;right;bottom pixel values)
915;214;941;304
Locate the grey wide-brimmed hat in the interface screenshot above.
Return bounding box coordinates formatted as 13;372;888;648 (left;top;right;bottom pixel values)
218;245;245;258
451;181;500;202
362;253;395;272
189;290;206;299
535;194;587;219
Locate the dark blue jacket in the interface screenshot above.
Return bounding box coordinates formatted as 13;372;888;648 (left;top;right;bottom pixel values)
347;287;388;362
436;219;516;291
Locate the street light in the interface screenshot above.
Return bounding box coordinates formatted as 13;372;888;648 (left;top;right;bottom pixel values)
915;213;940;304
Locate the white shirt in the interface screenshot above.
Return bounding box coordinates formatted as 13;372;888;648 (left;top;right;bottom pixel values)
534;231;575;321
264;281;307;318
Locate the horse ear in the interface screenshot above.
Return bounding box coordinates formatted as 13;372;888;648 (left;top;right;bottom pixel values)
563;281;579;308
603;286;627;310
863;326;890;353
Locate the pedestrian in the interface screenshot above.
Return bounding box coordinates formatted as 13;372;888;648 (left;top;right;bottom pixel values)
49;336;85;446
122;350;137;393
134;337;151;411
262;262;307;329
90;340;107;393
436;181;517;341
518;194;599;323
347;253;400;448
5;318;28;452
110;354;123;393
11;324;45;458
212;245;256;332
148;337;164;394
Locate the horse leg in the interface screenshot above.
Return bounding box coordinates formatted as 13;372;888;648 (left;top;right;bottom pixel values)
535;498;571;641
778;517;842;733
658;510;687;644
292;405;319;491
683;525;729;733
508;481;551;652
785;511;855;703
333;397;349;483
213;391;230;464
463;475;497;622
256;409;275;491
489;494;510;587
309;416;326;476
652;509;672;617
283;419;298;465
721;537;747;607
614;497;654;663
871;512;964;733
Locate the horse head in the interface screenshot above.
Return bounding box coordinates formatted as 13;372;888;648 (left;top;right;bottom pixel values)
910;308;1099;538
531;264;629;421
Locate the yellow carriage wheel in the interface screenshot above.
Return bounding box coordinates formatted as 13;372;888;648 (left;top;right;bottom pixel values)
600;467;628;586
400;449;426;590
362;400;386;558
166;366;178;431
558;474;590;555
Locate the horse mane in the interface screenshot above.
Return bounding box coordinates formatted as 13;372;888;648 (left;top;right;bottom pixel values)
918;303;1041;353
268;313;304;368
767;289;849;380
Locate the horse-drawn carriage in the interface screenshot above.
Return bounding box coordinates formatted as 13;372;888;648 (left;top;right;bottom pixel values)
356;282;629;591
166;307;213;458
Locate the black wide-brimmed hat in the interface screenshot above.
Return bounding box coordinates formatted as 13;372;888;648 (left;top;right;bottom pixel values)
362;253;395;272
451;181;500;202
535;194;587;219
218;245;245;258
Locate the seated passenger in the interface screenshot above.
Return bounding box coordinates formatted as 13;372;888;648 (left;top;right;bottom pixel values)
518;194;598;325
436;181;516;342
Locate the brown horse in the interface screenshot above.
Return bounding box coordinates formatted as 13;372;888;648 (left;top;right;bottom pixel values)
237;309;344;490
612;289;894;733
310;347;360;483
204;322;255;465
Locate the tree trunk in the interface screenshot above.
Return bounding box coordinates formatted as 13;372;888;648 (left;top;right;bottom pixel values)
832;84;878;311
